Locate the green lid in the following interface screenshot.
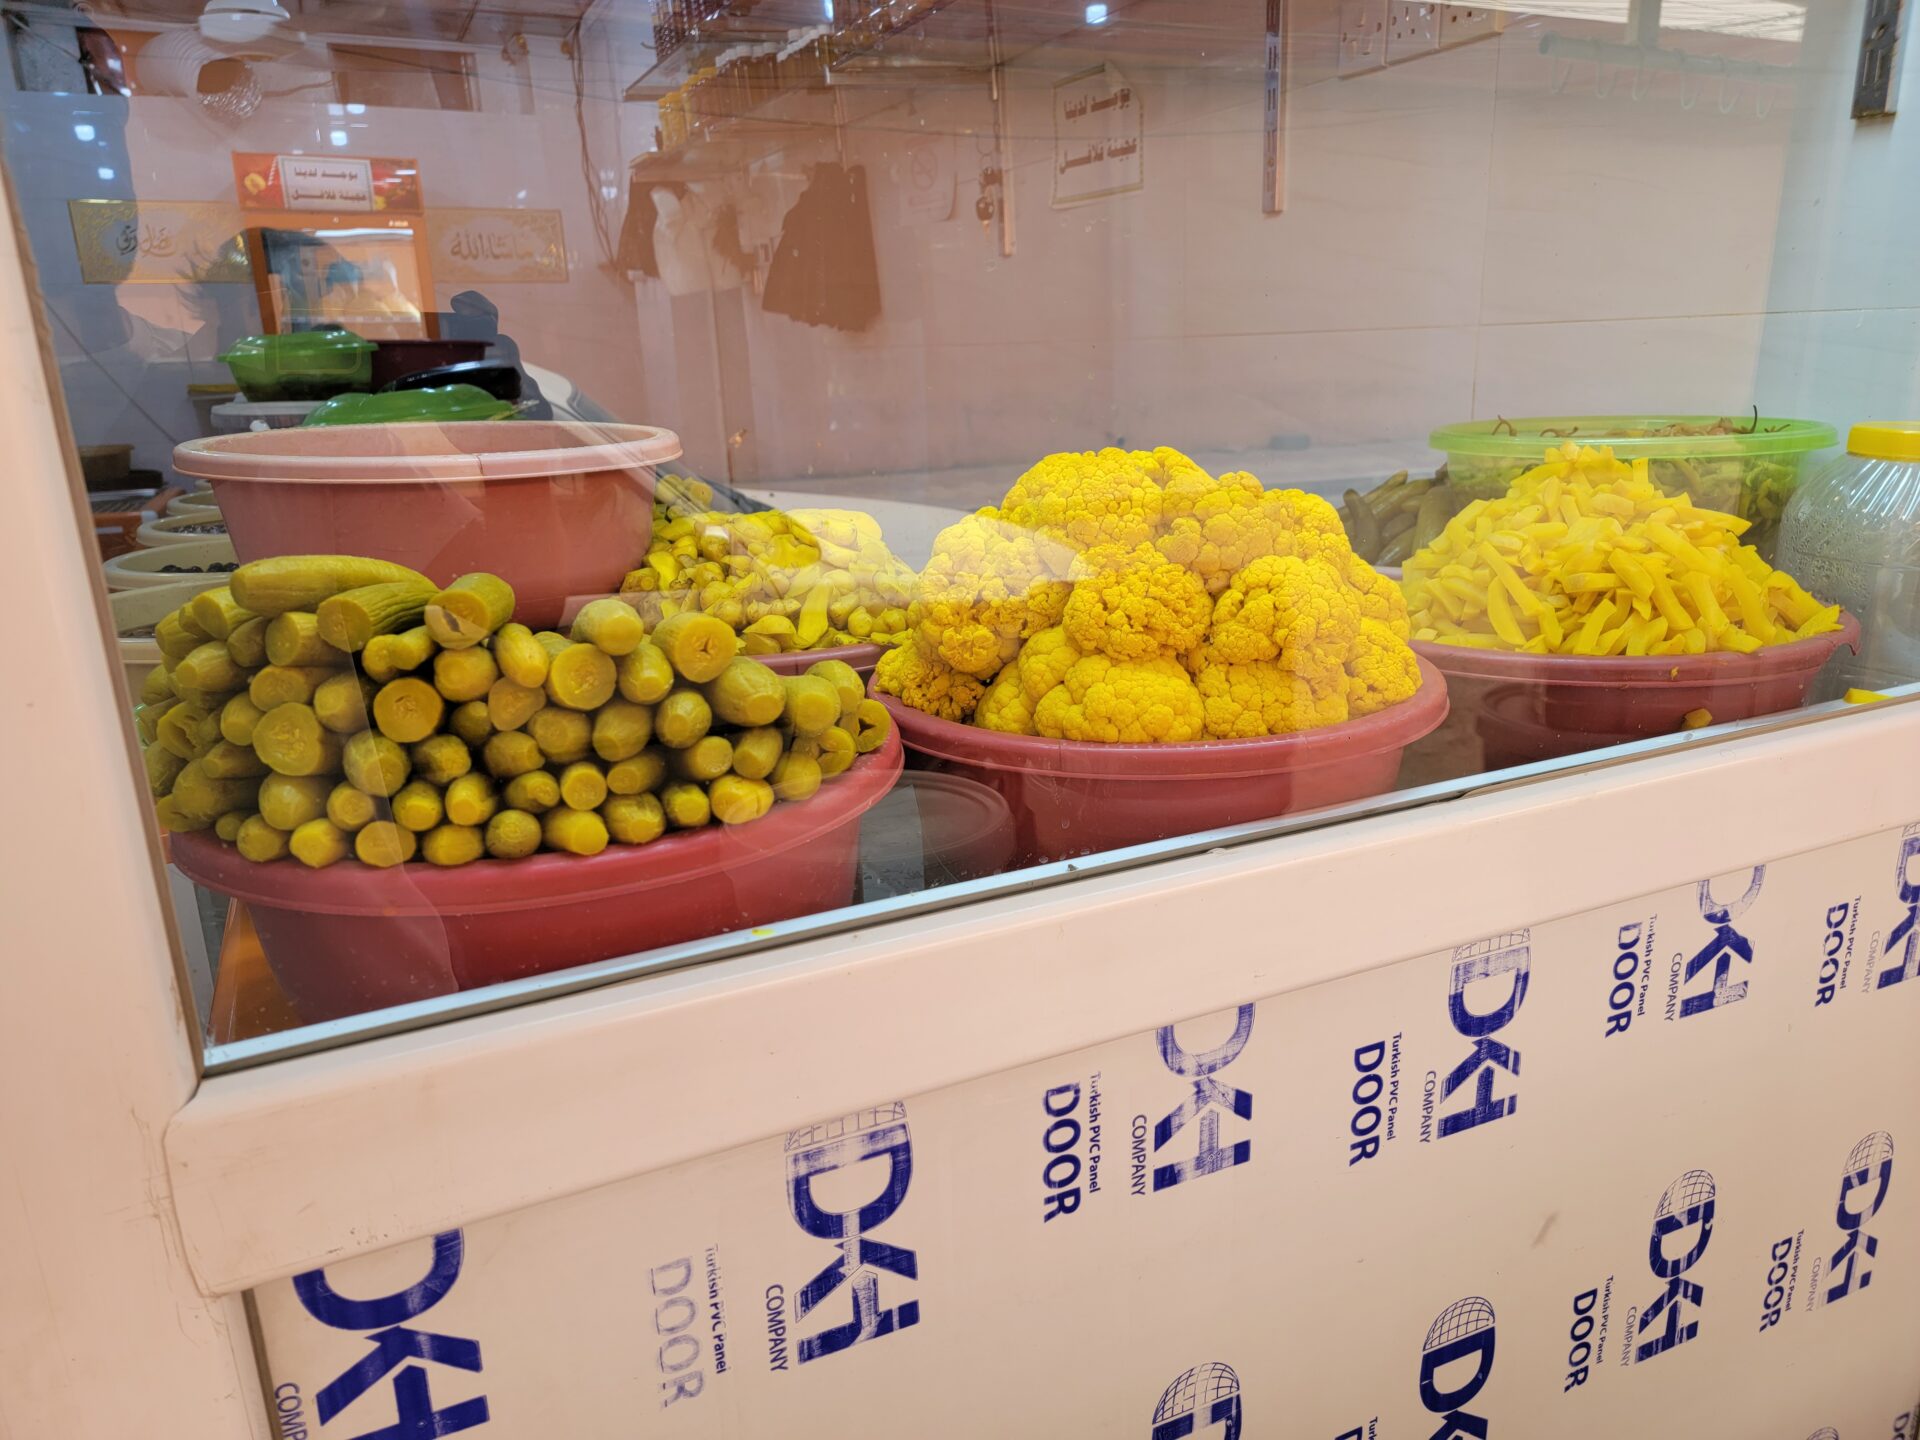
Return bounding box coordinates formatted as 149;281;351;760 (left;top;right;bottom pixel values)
219;329;378;366
301;384;517;427
1431;415;1837;459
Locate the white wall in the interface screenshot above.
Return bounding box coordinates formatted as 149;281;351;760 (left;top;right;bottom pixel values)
626;0;1911;495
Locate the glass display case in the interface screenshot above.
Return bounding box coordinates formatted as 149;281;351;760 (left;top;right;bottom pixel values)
8;0;1920;1432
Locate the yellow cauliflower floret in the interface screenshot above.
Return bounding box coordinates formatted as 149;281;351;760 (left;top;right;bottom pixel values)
909;513;1074;678
999;449;1165;552
1265;489;1354;567
1033;655;1205;744
974;667;1038;734
1208;555;1362;678
1014;625;1084;701
873;640;989;723
1345;618;1421;718
1156;481;1357;594
1345;552;1411;641
1062;543;1214;663
1133;446;1216;501
1189;644;1352;738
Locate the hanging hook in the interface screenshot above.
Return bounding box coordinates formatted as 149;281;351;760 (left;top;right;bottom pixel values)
1716;58;1739;114
1679;63;1701;110
1595;61;1617;98
1631;54;1652;101
1548;54;1574;94
1755;85;1776;119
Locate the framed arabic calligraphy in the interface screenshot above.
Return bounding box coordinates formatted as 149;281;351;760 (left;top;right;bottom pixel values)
67;200;251;285
1052;64;1144;208
427;208;569;284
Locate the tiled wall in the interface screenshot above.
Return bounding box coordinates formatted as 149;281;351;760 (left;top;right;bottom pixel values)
633;0;1919;492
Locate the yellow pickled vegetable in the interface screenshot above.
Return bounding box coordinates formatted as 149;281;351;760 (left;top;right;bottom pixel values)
730;726;784;780
411;734;472;787
139;664;175;707
591;700;653;762
156;704;211;761
617;643;675;704
257;773;331;831
654;689;712;749
485;809;543;859
355;820;417;868
252;703;341;777
188;587;252;641
545;643;617;711
806;659;864;720
343;731;411;796
226;616;269;668
503;770;561;813
169;761;257;824
144;744;186;797
668;735;733;783
231;555;434;616
444;773;499;827
422;824;485;867
558;761;609;811
851;698;892;754
602;793;665;845
711;774;774;824
1403;444;1843;657
449;700;495;748
660;781;710;829
705;657;785;726
235;815;289;863
155;612;204;665
571;597;645;656
200;739;268;780
326;782;379;832
493;623;551;689
363;625;435;683
312;672;373;735
651;612;737;682
249;665;334;710
542;806;609;856
607;749;668;795
373;677;445;744
425;573;516;649
527;707;592;764
289;817;350;868
483;729;544;778
781;675;840;737
265;611;347;668
433;646;499;705
173;641;245;696
391;780;444;832
219;693;265;747
316;580;436;652
487;677;547;732
214;810;247;843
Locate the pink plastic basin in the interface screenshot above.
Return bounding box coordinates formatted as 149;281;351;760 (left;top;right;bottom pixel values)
172;421;680;628
1415;612;1859;767
170;730;901;1024
876;657;1448;866
755;642;886;680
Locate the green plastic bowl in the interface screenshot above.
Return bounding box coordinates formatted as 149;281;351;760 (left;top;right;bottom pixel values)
302;385;517;427
219;330;377;402
1431;415;1837;558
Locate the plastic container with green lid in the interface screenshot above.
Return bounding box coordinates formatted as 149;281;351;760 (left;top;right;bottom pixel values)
218;329;376;401
1431;415;1836;558
1777;422;1920;695
301;384;517;427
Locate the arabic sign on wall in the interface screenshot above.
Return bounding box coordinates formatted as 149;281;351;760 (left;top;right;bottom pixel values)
426;208;569;284
67;200;250;285
232;153;423;213
895;132;956;225
1052;64;1143;207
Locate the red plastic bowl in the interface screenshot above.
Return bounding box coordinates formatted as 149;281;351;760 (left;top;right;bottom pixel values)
876;657;1448;866
754;642;887;680
172;421;680;628
170;730;901;1024
1414;612;1859;766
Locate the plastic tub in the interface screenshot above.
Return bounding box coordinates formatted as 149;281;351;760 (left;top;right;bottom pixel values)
136;511;228;546
856;769;1017;900
169;729;903;1023
220;330;376;401
1432;415;1836;557
102;536;238;589
755;642;887;679
165;491;222;518
370;338;489;390
173;421;681;627
1413;613;1859;766
877;658;1448;866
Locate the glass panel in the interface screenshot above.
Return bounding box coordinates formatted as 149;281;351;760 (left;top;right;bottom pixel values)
8;0;1916;1061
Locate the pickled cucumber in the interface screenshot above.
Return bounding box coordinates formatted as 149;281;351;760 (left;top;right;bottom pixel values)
265;611;346;668
252;703;342;777
355;820;417;868
616;643;674;704
806;658;864;720
527;707;592;764
655;689;712;749
422;824;485;867
219;693;265;747
225;616;269;669
363;625;435;682
410;734;472;787
769;752;822;803
343;731;411;796
484;809;542;859
289;818;350;869
780;675;840;737
373;678;444;744
391;780;444;833
541;806;609;856
851;699;892;754
571;597;645;656
315;580;436;652
236;815;290;863
606;749;669;796
444;773;499;828
483;729;544;779
704;657;785;726
487;677;547;732
493;623;551;689
312;672;373;734
326;782;379;832
503;770;561;814
660;782;711;829
257;773;332;831
545;643;616;711
449;700;494;748
669;735;733;783
602;793;665;846
710;774;774;825
729;726;784;780
249;665;334;710
434;646;499;704
590;700;653;762
425;573;515;649
558;761;608;811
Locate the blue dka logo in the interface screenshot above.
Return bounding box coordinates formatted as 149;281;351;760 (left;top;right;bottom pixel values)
1679;868;1765;1018
1636;1170;1717;1362
1418;1296;1497;1439
1824;1131;1896;1306
1150;1361;1242;1440
1438;932;1530;1139
1878;826;1920;989
1152;1005;1254;1191
782;1102;920;1365
290;1229;488;1438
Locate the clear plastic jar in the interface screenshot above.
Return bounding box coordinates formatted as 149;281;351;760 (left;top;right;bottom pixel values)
1777;422;1920;694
